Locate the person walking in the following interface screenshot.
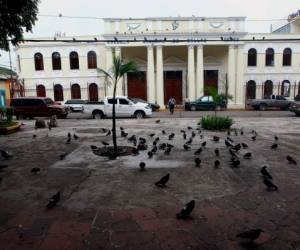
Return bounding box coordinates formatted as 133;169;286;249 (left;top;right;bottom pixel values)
168;97;176;115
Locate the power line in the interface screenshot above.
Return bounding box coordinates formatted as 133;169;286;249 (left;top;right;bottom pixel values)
37;14;288;22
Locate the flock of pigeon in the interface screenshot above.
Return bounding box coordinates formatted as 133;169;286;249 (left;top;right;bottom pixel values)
0;118;299;243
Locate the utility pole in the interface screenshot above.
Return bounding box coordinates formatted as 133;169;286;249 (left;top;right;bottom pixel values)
8;42;14;102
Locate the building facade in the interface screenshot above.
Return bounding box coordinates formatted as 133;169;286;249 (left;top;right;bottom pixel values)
15;15;300;109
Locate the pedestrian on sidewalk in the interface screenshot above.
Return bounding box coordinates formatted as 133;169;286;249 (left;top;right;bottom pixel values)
168;97;176;115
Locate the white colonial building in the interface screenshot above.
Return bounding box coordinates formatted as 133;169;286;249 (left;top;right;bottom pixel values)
15;14;300;109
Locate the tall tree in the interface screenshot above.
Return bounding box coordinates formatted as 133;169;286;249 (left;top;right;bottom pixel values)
0;0;40;51
98;56;138;158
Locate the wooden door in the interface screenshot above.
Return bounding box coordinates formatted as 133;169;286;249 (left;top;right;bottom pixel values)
89;83;98;101
127;72;147;100
204;70;218;95
164;71;182;105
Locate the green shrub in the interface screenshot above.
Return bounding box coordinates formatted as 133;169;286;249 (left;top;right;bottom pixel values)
200;115;233;130
5;108;14;122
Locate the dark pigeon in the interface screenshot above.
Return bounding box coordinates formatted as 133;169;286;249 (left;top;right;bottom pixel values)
176;200;195;219
236;229;263;241
155;173;170;187
194;158;201;167
263;177;278;190
260;166;273;179
286;155;297;165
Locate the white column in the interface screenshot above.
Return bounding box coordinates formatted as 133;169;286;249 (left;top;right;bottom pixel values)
188;45;196;100
196;45;204;98
105;47;114;96
227;45;236;105
236;45;245;107
115;47;123;96
147;46;155;103
156;46;164;107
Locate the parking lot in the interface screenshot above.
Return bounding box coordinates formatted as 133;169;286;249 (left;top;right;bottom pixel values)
1;115;300;249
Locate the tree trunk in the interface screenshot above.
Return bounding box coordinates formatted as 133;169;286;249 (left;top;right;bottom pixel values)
112;80;118;158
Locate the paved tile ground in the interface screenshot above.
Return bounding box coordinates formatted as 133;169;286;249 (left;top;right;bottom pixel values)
1;116;300;249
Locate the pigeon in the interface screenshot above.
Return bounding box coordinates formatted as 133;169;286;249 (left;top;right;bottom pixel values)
187;126;193;130
59;152;67;160
102;141;109;147
139;137;147;144
260;166;272;179
243;152;252;159
263;177;278;190
286;155;297;165
191;131;196;138
46;191;61;209
120;127;124;131
241;143;248;149
186;137;193;145
232;143;241;151
152;146;158;153
31;167;40;174
231;158;241;168
225;139;232;147
90;145;98;150
155;137;160;142
73;134;79;140
164;147;171;155
106;130;111;136
66;137;71;144
274;136;278;141
139;162;146;171
213;136;220;142
159;143;167;150
153;141;157;146
240;129;244;135
183;144;191;151
68;132;71;139
227;131;231;136
33;134;37;139
194;158;201;167
214;160;220;168
0;150;12;159
251;136;256;141
155;119;160;124
121;131;128;137
183;133;187;140
271;143;278;150
149;133;155;137
214;148;220;157
176;200;195;219
194;148;202;155
180;130;185;133
236;229;263;241
168;133;175;140
147;151;153;158
162;130;166;135
132;148;139;155
201;141;207;147
155;174;170;187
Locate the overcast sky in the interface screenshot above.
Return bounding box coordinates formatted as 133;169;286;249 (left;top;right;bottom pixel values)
1;0;299;68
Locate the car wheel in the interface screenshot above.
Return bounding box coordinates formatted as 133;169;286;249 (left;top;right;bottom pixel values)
135;111;145;119
259;103;267;111
93;111;103;119
190;105;196;111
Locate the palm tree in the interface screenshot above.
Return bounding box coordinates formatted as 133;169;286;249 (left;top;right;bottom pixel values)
97;56;138;158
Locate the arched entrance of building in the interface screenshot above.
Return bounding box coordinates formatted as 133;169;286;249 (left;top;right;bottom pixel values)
264;80;273;98
89;83;98;101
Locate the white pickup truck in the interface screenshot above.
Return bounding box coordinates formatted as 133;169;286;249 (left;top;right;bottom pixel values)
83;96;153;119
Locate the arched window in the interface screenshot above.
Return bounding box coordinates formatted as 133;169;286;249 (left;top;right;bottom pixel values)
54;84;64;101
52;52;61;70
89;83;98;101
281;80;290;97
87;51;97;69
69;51;79;70
34;53;44;71
36;85;46;97
246;81;256;100
247;49;257;67
265;48;274;66
71;84;81;99
264;80;273;98
283;48;292;66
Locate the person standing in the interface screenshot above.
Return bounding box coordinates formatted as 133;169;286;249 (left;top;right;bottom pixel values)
168;97;176;115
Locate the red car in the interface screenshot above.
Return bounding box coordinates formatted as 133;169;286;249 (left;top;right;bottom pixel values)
11;97;68;119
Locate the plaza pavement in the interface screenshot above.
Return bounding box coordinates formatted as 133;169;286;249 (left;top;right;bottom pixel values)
0;116;300;249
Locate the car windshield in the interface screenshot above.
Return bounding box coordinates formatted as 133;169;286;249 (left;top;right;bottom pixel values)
44;98;54;105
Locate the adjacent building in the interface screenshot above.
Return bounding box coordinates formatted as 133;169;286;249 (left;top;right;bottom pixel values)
15;14;300;109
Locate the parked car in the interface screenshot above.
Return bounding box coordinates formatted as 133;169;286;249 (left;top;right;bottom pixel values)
290;102;300;116
64;99;87;112
11;97;68;119
250;95;292;111
130;98;160;111
185;96;227;111
294;94;300;102
83;96;152;119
